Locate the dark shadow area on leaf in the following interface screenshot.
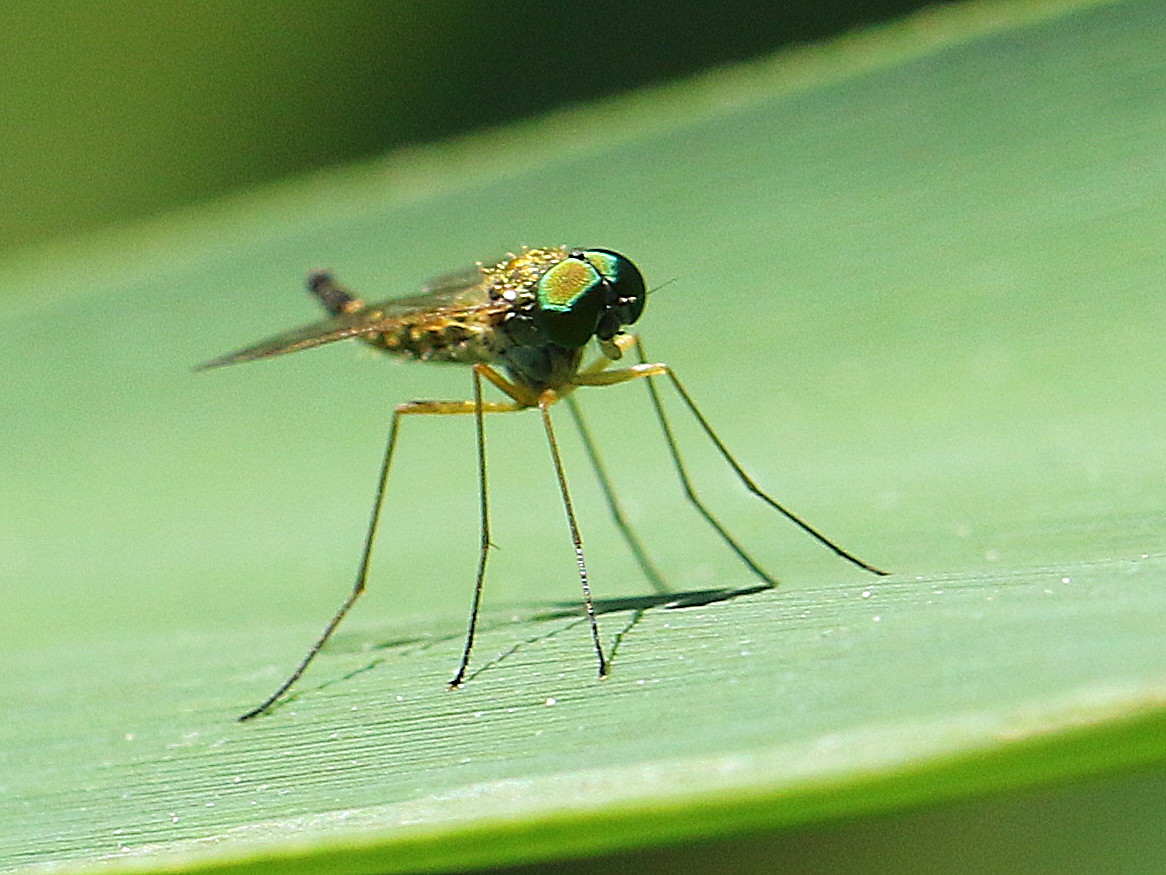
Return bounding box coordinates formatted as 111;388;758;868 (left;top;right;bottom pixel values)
256;583;775;716
530;582;776;620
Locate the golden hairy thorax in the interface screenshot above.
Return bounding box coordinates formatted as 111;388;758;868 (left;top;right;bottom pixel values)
354;246;572;366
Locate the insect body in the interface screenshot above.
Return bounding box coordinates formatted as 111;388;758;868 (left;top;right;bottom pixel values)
202;247;885;720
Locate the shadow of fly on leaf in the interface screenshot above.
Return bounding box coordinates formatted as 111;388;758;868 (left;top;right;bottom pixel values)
199;246;887;721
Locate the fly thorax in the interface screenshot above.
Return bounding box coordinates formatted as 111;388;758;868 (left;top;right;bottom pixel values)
502;343;584;393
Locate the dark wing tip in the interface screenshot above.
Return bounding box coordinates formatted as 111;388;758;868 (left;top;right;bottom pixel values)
194;348;267;371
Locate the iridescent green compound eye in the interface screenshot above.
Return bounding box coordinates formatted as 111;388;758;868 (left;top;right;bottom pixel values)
534;255;607;348
534;249;648;348
582;249;646;327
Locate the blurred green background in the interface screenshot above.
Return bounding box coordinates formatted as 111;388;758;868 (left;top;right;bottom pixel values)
0;0;933;257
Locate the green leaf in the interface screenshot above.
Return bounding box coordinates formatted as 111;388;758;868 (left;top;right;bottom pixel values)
4;0;1166;872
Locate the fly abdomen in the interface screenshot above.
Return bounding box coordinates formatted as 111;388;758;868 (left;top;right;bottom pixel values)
362;314;498;365
308;271;364;316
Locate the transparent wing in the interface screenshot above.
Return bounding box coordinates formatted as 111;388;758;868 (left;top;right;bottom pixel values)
197;266;494;369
